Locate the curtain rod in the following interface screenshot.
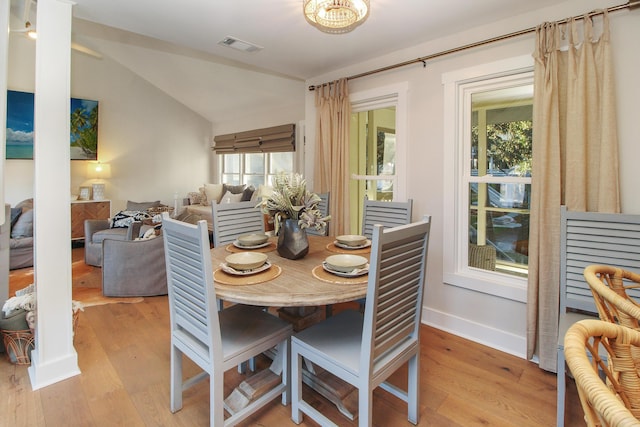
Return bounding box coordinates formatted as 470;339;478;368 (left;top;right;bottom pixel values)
308;0;638;91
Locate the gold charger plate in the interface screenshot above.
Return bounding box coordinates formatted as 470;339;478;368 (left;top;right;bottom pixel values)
311;265;368;285
226;241;276;253
325;242;371;255
214;264;282;285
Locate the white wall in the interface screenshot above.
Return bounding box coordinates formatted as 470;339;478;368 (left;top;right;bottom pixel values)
5;33;213;212
304;0;640;357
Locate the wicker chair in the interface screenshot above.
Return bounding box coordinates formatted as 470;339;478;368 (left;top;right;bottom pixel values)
585;265;640;324
564;319;640;426
584;265;640;357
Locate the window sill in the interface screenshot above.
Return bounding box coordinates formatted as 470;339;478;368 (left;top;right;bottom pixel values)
443;270;527;303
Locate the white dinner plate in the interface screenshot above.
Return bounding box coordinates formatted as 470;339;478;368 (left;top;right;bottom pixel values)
232;240;272;250
220;261;272;276
322;262;369;278
333;239;372;250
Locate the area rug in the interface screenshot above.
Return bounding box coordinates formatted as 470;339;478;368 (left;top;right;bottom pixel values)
72;287;144;307
9;258;145;307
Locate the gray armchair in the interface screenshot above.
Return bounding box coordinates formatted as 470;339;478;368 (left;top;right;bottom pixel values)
84;200;164;267
84;220;141;267
101;232;167;297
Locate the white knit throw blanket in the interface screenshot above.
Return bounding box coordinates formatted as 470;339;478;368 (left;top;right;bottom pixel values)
2;284;84;317
3;293;36;316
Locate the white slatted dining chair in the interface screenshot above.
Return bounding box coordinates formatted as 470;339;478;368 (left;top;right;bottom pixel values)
306;192;330;237
212;200;265;247
161;213;292;426
291;215;431;427
361;198;413;240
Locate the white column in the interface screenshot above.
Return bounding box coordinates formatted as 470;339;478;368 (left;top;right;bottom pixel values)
0;0;9;302
28;0;79;389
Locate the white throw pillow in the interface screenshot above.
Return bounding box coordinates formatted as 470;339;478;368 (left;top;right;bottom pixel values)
220;190;243;203
203;183;224;204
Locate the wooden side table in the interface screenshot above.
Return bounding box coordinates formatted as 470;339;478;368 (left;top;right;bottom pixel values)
71;200;111;240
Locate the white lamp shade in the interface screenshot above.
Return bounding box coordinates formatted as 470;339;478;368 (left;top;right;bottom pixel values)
87;162;111;180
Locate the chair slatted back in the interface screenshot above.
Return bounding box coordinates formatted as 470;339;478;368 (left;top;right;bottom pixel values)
162;214;219;367
212;200;265;247
561;206;640;315
361;199;413;240
363;216;431;365
306;192;330;236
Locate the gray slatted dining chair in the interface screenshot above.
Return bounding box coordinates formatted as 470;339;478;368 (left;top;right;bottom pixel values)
161;213;292;426
361;198;413;239
212;200;266;317
306;192;330;237
291;215;431;427
352;197;414;312
212;200;265;247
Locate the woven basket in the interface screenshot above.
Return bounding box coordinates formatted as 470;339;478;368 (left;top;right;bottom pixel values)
1;329;34;365
1;310;80;365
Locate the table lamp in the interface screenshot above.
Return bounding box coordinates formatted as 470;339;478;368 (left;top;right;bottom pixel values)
86;162;111;200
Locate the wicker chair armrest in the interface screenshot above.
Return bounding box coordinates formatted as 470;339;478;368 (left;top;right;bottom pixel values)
565;319;640;426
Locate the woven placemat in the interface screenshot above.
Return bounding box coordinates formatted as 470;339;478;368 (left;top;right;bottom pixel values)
311;265;368;285
214;264;282;285
325;242;371;255
225;241;277;253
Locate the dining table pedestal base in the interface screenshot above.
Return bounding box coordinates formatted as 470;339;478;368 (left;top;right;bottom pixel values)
224;368;282;414
277;306;324;332
302;364;358;420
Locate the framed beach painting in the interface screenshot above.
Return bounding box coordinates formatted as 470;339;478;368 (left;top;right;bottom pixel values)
5;90;99;160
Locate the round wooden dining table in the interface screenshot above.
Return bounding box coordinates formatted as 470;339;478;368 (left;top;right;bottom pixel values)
210;235;369;307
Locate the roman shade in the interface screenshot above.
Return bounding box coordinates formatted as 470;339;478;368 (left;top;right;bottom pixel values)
212;124;295;153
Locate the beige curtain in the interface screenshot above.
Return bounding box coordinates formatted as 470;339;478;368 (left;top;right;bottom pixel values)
527;11;620;372
313;78;351;235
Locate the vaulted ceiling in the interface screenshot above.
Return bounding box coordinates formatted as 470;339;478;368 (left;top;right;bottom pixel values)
10;0;584;125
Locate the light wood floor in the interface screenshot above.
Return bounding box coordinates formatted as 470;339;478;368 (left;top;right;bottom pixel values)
1;249;585;426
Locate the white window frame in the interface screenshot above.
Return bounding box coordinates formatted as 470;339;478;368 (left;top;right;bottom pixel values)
350;83;408;202
218;151;296;187
442;56;533;303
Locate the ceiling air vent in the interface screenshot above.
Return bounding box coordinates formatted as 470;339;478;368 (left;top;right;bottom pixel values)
218;36;263;53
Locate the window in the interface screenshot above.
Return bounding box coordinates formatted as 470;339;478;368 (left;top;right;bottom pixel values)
470;90;532;277
214;123;297;187
349;83;408;234
443;56;533;302
219;152;294;187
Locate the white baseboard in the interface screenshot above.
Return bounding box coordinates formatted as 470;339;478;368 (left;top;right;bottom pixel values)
28;349;80;390
422;306;528;360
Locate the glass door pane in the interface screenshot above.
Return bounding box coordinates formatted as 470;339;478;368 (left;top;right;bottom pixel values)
350;107;396;233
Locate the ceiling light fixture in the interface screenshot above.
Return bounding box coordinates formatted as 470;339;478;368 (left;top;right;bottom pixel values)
303;0;370;34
